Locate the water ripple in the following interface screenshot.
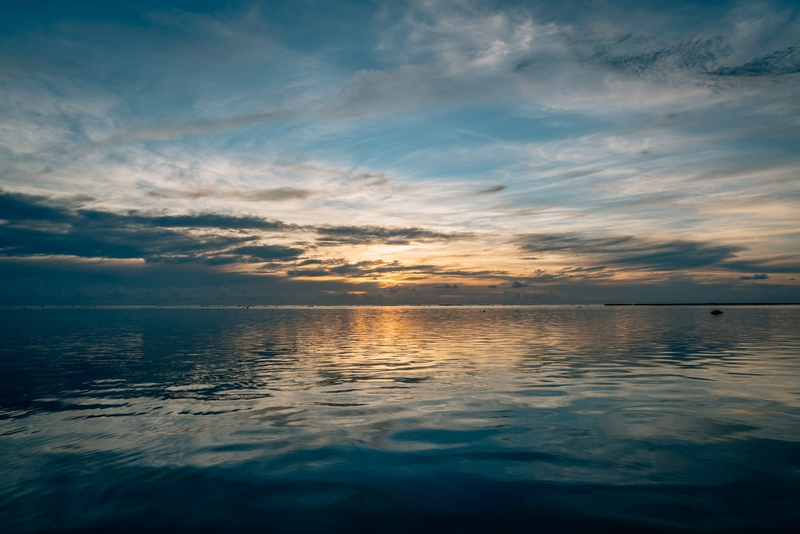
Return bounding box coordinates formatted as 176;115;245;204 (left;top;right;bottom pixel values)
1;306;799;532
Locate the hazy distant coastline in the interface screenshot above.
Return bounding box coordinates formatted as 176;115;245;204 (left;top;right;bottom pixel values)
604;302;800;306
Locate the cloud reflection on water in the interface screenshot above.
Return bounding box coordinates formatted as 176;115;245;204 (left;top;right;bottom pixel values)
1;307;799;532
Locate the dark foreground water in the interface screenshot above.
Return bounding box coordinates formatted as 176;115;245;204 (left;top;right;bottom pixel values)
1;306;799;533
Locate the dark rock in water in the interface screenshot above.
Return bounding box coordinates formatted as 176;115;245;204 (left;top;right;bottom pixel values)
711;309;723;315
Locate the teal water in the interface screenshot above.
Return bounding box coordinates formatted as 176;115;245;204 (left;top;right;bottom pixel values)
1;306;799;532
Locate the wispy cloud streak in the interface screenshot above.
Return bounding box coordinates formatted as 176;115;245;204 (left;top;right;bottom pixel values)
104;110;294;143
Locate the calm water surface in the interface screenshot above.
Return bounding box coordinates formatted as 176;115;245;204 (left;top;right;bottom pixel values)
1;306;799;533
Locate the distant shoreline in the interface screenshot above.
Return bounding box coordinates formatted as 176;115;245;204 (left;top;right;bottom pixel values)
604;303;800;306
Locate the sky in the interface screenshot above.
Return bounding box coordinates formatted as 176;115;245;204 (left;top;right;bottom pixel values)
1;0;799;304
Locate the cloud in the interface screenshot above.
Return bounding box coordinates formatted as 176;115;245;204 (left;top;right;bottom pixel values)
0;190;478;271
562;10;800;87
230;245;304;261
106;212;289;231
714;46;800;77
147;186;313;202
704;256;800;274
0;190;296;264
0;190;72;221
0;190;291;231
477;185;507;194
1;220;257;263
104;110;294;143
313;225;473;246
517;233;744;270
576;35;727;80
334;0;800;125
285;268;330;277
511;280;528;288
281;258;506;281
327;260;436;276
1;1;799;305
739;273;769;280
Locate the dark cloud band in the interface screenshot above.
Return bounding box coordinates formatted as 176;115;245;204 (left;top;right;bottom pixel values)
0;190;472;266
517;232;743;270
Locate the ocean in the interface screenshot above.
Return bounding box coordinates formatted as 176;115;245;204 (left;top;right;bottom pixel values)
1;306;799;532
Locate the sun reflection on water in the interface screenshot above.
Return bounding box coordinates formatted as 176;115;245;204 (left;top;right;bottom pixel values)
1;306;799;532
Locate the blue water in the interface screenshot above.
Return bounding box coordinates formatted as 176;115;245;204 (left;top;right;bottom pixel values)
1;306;799;533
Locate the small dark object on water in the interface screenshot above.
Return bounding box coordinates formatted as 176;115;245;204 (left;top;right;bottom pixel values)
711;309;723;315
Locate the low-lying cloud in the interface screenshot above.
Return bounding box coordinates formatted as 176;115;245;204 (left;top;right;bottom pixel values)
739;273;769;280
0;190;473;267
